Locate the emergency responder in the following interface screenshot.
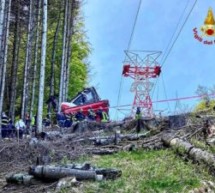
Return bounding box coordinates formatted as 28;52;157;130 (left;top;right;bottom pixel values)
64;113;72;127
1;112;9;138
43;115;51;127
135;107;143;134
57;112;66;127
87;108;96;121
202;119;212;140
75;109;85;122
25;113;31;134
15;117;26;139
96;107;109;123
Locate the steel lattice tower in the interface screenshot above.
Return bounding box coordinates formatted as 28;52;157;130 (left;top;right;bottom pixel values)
122;50;161;117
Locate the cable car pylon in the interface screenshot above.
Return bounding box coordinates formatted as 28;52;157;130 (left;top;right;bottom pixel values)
122;50;162;117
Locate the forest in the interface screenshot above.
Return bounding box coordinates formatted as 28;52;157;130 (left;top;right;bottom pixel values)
0;0;91;132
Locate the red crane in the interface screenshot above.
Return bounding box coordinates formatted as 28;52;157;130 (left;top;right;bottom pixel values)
122;50;161;117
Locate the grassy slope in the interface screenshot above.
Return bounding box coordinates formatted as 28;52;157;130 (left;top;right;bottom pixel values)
75;149;214;193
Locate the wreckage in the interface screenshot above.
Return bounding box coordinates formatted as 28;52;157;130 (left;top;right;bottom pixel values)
61;87;109;117
2;111;215;192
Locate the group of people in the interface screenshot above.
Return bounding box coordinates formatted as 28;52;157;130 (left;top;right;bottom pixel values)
56;107;109;128
1;112;32;139
0;107;109;138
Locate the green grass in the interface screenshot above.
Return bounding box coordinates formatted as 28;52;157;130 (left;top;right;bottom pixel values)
75;149;214;193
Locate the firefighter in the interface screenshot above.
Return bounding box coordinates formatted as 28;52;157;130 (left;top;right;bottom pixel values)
96;107;109;123
15;117;26;139
42;115;51;127
87;108;96;121
64;114;72;127
101;110;109;123
24;113;31;134
135;107;143;134
75;109;85;122
8;119;15;138
31;115;37;133
202;119;212;140
1;112;9;138
57;112;66;127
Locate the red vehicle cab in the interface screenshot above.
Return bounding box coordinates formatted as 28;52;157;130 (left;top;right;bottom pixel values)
61;87;109;116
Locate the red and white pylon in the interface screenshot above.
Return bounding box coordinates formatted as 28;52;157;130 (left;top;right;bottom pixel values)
122;50;162;117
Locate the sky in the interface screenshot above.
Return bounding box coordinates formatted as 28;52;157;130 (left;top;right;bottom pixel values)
82;0;215;120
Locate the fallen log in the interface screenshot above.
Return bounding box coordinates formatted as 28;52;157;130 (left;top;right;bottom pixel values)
6;173;38;185
162;134;215;170
95;168;122;180
29;165;98;181
120;132;150;140
63;163;122;179
87;148;118;155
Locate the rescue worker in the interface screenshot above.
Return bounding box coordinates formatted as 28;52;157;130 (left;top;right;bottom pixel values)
42;115;51;127
87;108;96;121
8;119;15;138
135;107;143;134
31;116;35;127
31;115;37;133
24;113;31;134
202;119;213;140
96;107;109;123
71;112;77;123
64;113;72;127
96;108;103;122
101;110;109;123
46;95;58;112
15;117;26;139
75;109;85;122
1;112;9;138
57;112;66;127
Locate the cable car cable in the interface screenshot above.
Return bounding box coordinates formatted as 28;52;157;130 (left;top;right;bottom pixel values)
160;0;190;63
115;0;142;120
161;0;197;67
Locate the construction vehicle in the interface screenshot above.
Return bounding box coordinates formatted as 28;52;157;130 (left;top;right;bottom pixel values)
61;87;109;117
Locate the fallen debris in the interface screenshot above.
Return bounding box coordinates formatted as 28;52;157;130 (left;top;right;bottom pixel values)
29;165;98;181
6;173;37;185
162;134;215;173
5;162;122;188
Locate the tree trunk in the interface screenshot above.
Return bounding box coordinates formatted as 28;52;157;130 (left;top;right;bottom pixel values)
0;0;11;131
21;0;34;119
62;0;70;102
37;0;48;133
162;134;215;172
29;165;97;181
0;1;7;88
9;0;21;122
58;0;68;111
30;0;41;120
0;1;5;56
48;11;61;115
64;0;74;100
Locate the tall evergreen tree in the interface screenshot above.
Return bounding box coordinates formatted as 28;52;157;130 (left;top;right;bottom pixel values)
37;0;48;132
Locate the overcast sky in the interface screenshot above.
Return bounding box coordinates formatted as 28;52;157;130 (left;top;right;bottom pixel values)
83;0;215;120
